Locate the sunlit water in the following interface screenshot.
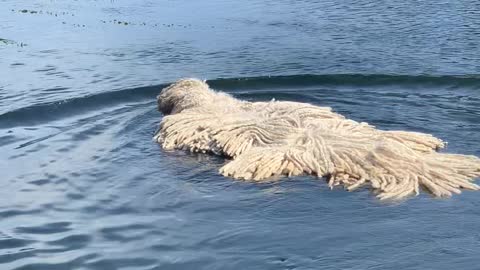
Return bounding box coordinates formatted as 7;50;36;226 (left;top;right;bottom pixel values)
1;1;480;269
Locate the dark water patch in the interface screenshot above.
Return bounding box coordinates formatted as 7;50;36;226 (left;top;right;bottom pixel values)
87;257;158;270
0;249;36;265
0;135;23;147
0;85;163;129
27;179;51;186
0;208;43;219
38;49;59;54
34;65;57;73
11;254;98;270
0;238;35;250
145;257;216;270
105;205;139;216
100;224;155;243
22;143;49;154
15;222;71;235
47;234;91;250
65;193;85;200
15;132;62;149
209;74;480;91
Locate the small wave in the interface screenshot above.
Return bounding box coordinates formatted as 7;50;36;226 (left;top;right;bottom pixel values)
0;85;163;129
209;74;480;90
1;74;478;129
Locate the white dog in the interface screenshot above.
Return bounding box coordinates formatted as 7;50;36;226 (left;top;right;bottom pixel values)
155;78;480;200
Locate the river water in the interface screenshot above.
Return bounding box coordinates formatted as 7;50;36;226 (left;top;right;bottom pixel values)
1;1;480;269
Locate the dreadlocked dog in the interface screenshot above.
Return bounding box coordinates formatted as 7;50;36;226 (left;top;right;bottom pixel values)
154;78;480;200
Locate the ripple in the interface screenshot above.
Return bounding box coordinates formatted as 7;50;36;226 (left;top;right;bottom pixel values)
15;222;72;235
46;234;91;251
0;238;35;250
100;224;155;243
0;208;43;219
86;257;157;270
27;179;51;186
0;249;36;265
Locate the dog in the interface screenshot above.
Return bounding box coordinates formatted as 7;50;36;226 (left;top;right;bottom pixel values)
154;78;480;200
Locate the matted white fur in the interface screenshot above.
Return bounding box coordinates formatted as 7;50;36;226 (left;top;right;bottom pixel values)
154;78;480;200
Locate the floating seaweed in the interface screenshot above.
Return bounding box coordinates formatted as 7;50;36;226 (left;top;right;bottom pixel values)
0;38;14;45
0;38;25;47
12;9;213;30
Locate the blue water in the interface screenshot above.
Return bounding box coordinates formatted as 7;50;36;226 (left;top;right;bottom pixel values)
1;1;480;269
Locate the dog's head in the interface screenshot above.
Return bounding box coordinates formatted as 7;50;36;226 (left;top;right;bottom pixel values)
157;78;211;114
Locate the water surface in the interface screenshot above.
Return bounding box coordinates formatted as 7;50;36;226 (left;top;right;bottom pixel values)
1;1;480;269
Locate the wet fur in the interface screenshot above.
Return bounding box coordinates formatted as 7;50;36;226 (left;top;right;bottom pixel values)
154;78;480;200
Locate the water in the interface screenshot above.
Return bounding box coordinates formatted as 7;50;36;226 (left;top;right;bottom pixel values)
1;0;480;269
